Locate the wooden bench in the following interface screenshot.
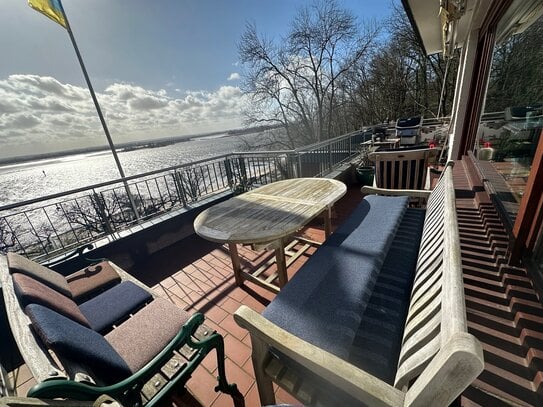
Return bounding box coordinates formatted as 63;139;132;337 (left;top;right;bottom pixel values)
234;164;484;406
0;255;240;406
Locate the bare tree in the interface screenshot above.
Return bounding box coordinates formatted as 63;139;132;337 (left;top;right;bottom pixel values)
341;3;460;128
239;0;379;148
485;15;543;112
0;218;18;253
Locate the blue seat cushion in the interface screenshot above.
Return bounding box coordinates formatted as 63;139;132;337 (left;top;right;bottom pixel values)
25;304;132;385
349;207;425;384
79;281;152;333
263;195;409;359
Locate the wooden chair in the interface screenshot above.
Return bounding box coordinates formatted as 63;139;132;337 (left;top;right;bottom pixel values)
369;147;439;191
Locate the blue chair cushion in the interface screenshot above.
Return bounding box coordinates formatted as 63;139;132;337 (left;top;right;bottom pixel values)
263;195;409;359
25;304;132;385
79;281;152;333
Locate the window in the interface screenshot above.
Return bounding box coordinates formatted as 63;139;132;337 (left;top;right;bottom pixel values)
475;12;542;223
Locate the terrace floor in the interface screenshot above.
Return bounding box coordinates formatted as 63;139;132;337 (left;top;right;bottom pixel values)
5;159;543;406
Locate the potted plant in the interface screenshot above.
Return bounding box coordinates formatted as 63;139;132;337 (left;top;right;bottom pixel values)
355;144;375;186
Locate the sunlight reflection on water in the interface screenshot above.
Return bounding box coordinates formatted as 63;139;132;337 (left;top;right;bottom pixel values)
0;134;260;206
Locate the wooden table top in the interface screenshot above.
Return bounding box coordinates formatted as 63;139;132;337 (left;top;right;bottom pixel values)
194;178;346;244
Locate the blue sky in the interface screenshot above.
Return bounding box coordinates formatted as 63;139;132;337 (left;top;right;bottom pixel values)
0;0;396;158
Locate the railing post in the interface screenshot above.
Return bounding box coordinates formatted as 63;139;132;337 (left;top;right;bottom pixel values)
224;157;235;190
172;172;187;208
124;182;140;222
328;143;332;172
238;157;248;188
92;191;114;234
287;152;301;179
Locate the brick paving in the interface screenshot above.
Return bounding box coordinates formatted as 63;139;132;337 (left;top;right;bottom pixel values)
7;170;543;406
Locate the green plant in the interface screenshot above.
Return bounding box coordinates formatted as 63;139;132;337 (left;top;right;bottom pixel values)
356;144;373;168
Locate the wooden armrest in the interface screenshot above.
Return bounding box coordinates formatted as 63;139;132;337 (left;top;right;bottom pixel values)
234;305;404;407
361;186;432;198
403;332;484;406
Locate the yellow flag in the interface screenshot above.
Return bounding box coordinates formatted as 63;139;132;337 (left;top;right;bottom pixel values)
28;0;67;28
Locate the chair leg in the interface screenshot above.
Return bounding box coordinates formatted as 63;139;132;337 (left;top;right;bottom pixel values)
250;337;276;406
209;333;245;406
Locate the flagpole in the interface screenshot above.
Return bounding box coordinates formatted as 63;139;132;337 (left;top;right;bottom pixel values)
60;6;140;220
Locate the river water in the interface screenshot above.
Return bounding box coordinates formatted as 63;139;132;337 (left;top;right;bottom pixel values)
0;132;263;206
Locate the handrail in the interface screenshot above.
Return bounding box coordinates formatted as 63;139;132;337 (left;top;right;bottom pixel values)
232;150;294;155
296;129;364;152
0;154;232;212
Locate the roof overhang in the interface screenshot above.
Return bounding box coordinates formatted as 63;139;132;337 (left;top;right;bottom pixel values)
401;0;476;56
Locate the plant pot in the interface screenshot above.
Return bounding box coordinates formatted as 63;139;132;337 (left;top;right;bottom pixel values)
356;166;374;186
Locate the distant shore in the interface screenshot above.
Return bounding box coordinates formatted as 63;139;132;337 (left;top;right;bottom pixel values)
0;124;279;166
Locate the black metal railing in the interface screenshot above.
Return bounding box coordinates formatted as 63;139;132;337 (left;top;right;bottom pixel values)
0;123;445;260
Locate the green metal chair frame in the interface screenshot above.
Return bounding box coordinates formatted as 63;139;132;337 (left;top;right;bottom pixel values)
27;313;240;406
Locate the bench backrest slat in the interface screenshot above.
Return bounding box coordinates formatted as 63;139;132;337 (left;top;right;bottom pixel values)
394;166;473;394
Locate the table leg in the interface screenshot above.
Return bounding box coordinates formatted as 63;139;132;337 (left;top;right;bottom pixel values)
228;243;243;286
323;206;332;238
274;239;288;288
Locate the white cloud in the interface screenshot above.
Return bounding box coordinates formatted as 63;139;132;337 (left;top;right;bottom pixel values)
0;74;248;158
227;72;240;81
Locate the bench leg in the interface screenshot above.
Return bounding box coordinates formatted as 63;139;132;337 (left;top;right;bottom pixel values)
250;335;277;405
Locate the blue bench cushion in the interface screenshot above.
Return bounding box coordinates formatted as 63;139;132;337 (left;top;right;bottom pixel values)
7;252;72;298
263;195;409;359
349;207;425;384
264;207;425;404
12;273;91;328
79;281;152;333
105;298;191;372
67;262;121;303
25;303;132;385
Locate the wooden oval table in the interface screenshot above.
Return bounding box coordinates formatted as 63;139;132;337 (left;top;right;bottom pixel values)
194;178;346;293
